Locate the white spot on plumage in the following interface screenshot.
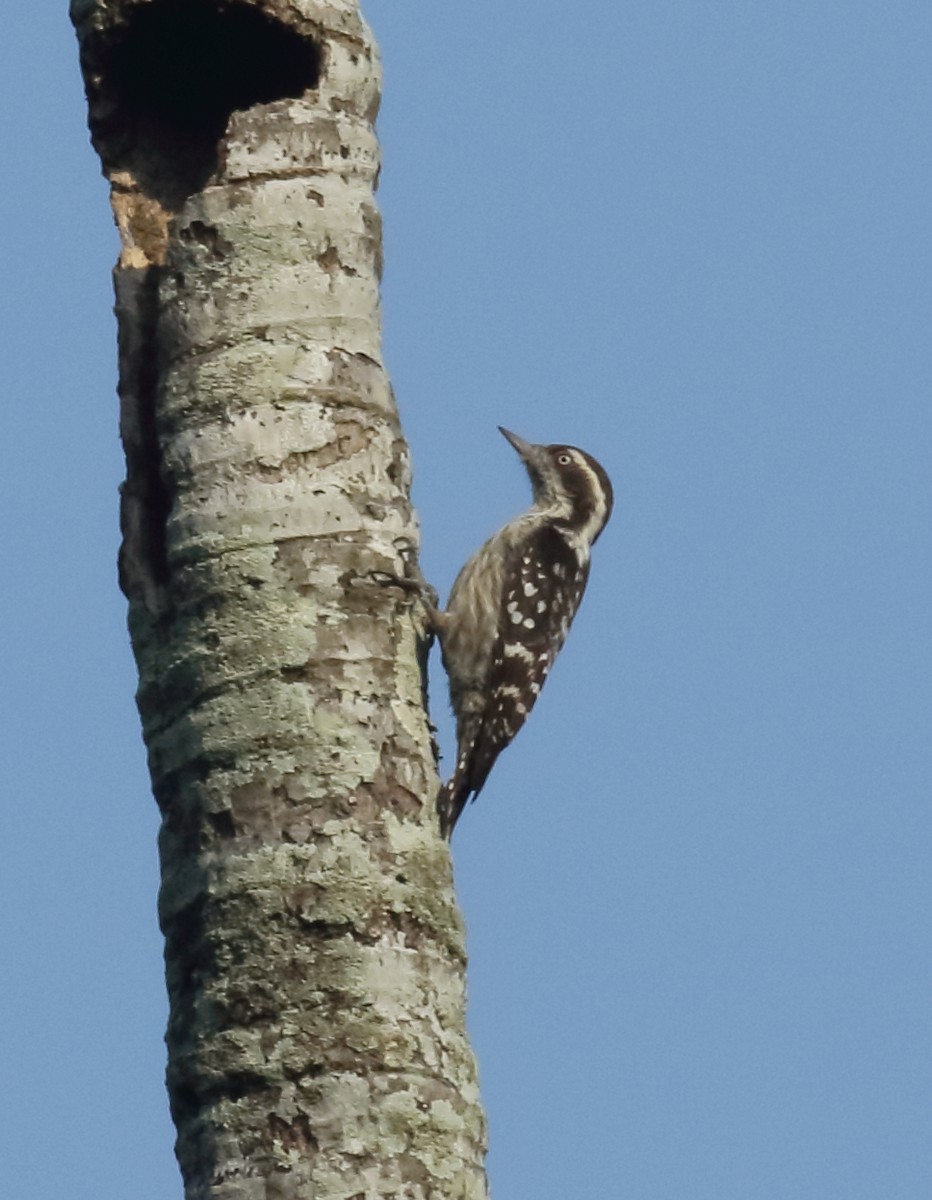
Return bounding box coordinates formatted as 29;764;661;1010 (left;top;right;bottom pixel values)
510;609;523;624
523;582;538;597
523;618;535;629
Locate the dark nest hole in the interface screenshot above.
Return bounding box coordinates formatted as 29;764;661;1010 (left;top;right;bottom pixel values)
90;0;321;208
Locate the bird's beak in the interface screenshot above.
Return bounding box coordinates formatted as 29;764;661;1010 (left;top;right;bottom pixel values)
498;426;535;461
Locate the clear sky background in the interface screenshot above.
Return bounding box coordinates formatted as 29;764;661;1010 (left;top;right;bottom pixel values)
3;2;931;1197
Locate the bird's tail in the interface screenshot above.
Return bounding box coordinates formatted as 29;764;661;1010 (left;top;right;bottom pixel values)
437;771;472;840
437;714;498;838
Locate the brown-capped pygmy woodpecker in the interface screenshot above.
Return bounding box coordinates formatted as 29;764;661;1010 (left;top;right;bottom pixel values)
417;427;613;837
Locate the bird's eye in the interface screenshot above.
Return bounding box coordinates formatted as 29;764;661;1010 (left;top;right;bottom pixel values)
557;453;572;465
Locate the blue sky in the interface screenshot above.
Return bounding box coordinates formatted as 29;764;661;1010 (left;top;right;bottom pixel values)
3;3;931;1197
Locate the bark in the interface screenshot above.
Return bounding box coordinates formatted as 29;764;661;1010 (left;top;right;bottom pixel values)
70;1;488;1195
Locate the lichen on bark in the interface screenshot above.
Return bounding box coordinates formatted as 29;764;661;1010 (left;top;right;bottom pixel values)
71;1;488;1195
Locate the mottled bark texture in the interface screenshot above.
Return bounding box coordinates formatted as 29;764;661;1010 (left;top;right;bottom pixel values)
71;1;488;1195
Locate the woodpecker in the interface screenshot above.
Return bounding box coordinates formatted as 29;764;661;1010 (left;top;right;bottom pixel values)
418;427;613;837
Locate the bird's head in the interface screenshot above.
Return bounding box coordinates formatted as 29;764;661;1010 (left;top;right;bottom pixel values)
498;426;614;545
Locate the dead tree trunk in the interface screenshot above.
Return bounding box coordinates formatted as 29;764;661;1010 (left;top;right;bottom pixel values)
71;1;488;1195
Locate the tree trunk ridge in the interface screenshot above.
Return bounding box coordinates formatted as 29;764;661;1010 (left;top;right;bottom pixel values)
71;1;489;1195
